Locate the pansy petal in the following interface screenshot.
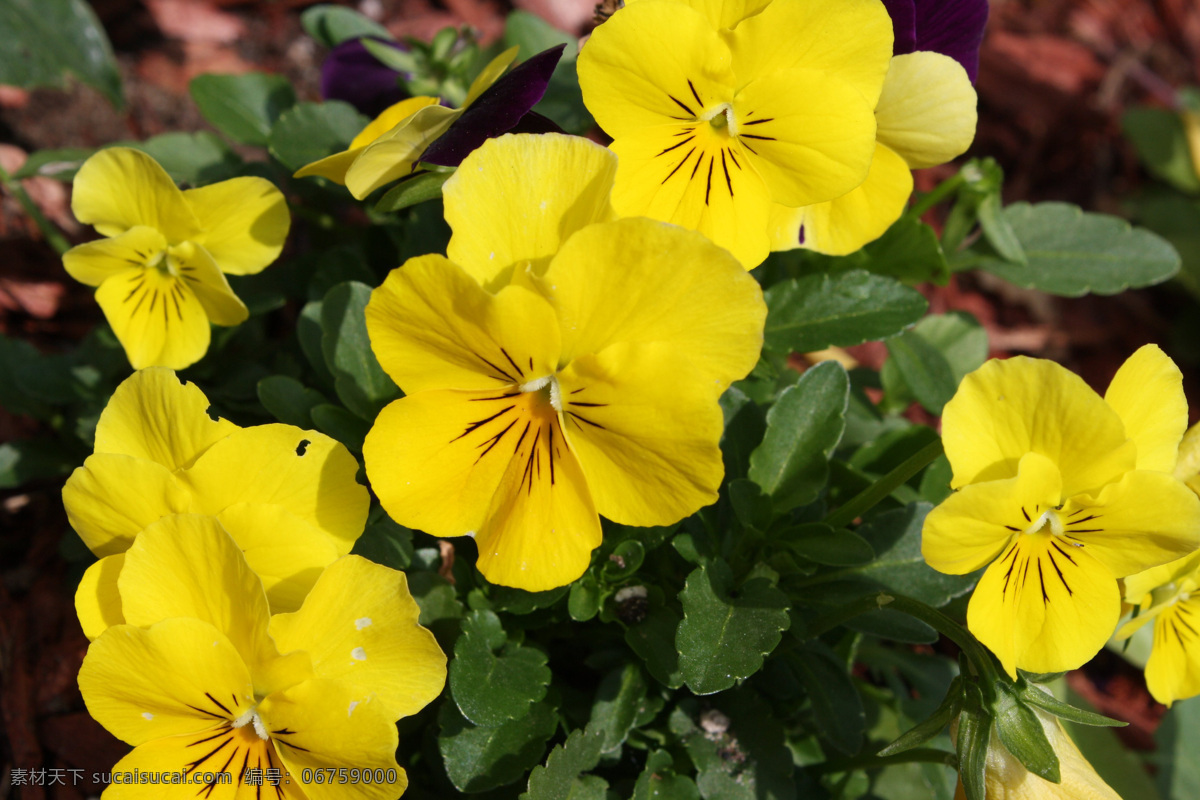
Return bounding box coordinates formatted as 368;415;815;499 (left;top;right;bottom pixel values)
217;503;341;614
101;730;306;800
363;389;540;538
557;341;724;526
184;425;369;555
771;142;913;255
578;1;735;139
75;553;126;641
913;0;989;82
1147;598;1200;706
365;254;562;393
967;534;1120;677
732;68;878;208
169;241;248;326
922;451;1063;575
422;45;564;168
63;225;167;287
95;267;212;370
1060;470;1200;578
1104;344;1187;474
536;217;765;390
118;515;274;673
291;145;365;185
79;618;253;745
463;47;520;108
93;367;239;470
343;104;461;199
475;414;600;591
609;122;773;268
662;0;772;29
72;147;202;241
1176;421;1200;494
63;454;191;556
1124;551;1200;605
942;357;1135;496
262;680;405;800
881;0;917;54
444;133;617;285
322;37;411;117
875;51;977;170
728;0;893;107
269;556;446;720
184;178;290;276
350;96;442;150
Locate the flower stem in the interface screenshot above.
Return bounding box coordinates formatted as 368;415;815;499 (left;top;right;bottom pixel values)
909;174;966;218
822;438;944;530
0;163;70;255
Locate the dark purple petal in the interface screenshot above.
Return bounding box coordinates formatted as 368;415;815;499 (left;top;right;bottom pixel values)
320;38;410;117
912;0;989;82
420;45;565;167
506;111;565;136
881;0;917;56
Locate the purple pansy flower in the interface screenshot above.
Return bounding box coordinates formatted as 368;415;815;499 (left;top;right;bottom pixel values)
321;37;411;117
882;0;989;82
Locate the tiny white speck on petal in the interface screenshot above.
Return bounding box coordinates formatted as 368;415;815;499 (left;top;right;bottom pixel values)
489;252;496;260
464;530;476;538
142;712;154;721
351;647;367;661
355;617;373;630
212;641;219;647
348;700;359;717
539;200;547;211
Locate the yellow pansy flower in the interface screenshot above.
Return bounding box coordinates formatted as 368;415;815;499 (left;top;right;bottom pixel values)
922;345;1200;676
578;0;894;268
79;514;446;799
769;49;978;256
953;706;1120;800
65;368;369;635
294;48;517;199
63;148;290;370
362;133;766;591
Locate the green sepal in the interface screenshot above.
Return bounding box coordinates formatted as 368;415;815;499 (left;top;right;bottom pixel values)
877;676;962;756
993;681;1060;783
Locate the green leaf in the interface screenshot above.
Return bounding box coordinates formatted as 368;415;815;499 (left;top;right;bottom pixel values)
309;404;369;451
301;4;393;47
977;202;1181;296
676;561;790;695
779;523;874;566
268;101;367;172
521;724;606;800
351;514;414;570
1123;108;1200;194
885;329;957;415
591;663;649;753
1017;683;1125;728
763;270;927;355
0;0;122;106
534;57;594;135
438;700;557;793
568;575;601;622
12;147;95;180
633;751;700;800
0;439;79;489
297;300;335;388
850;502;978;607
375;170;453;212
977;192;1026;265
790;641;865;756
1127;186;1200;301
844;608;938;644
748;361;849;512
878;677;963;756
504;11;578;58
132;131;242;186
993;683;1059;782
320;282;401;420
257;376;327;429
450;609;551;727
862;216;951;284
956;689;991;800
486;583;568;615
626;598;684;689
881;312;987;413
190;72;296;146
408;571;465;628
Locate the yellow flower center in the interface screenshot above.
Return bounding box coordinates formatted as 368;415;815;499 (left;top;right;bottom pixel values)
519;374;563;412
1023;508;1064;537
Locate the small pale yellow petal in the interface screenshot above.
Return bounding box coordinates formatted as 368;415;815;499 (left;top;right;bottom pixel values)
1104;344;1188;473
343;104;461;199
350;96;441;150
75;553;126;641
269;556;446;721
875;51;978;170
184;177;290;276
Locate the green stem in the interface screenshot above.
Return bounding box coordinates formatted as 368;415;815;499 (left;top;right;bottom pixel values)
804;592;896;639
822;439;944;530
909;174;965;218
810;747;956;775
0;163;70;255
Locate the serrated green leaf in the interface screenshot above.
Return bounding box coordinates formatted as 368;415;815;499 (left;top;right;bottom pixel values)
885;329;957;415
438;700;557;793
1123;108;1200;194
626;599;684;689
676;561;790;695
320;282;400;420
633;751;700;800
993;683;1060;782
375;170;453;212
763;270;927;355
978;202;1181;296
791;640;865;756
748;361;849;512
257;376;326;428
521;724;606;800
301;4;393;47
190;72;296;146
450;610;551;727
268;100;367;172
0;0;122;106
591;663;649;753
